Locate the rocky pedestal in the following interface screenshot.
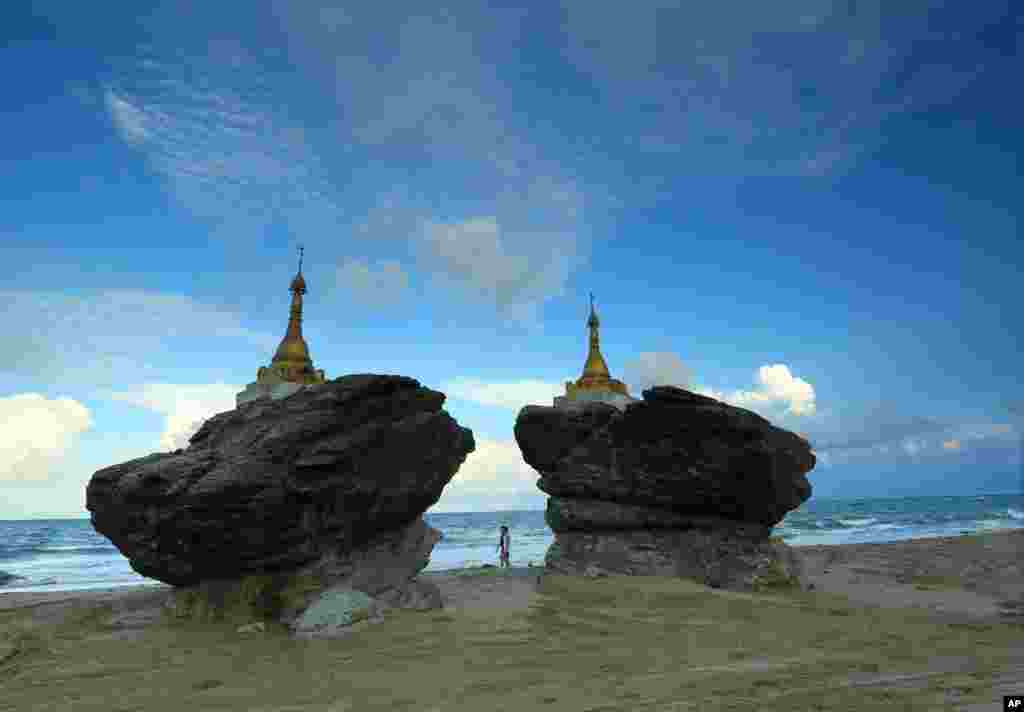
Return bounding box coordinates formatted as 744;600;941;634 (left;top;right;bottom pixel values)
87;374;475;637
515;386;815;591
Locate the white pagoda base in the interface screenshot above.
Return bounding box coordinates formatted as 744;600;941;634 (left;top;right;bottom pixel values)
554;389;638;412
236;381;310;408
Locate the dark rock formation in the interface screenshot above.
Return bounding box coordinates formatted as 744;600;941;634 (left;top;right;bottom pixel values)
86;374;473;635
164;516;445;637
514;386;814;591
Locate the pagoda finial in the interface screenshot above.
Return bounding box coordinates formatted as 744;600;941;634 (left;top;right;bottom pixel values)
289;246;307;295
581;292;608;378
274;247;312;369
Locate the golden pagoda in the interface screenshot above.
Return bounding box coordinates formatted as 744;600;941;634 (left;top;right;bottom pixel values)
236;246;326;407
554;294;636;410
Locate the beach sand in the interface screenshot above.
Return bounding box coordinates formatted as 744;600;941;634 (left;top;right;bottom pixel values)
1;530;1021;711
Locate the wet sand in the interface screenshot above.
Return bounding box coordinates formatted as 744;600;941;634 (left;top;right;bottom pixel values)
1;531;1022;711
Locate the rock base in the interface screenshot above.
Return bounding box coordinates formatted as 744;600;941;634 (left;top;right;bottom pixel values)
543;528;805;593
162;517;445;638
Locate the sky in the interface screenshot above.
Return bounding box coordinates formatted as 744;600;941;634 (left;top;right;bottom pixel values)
1;0;1021;519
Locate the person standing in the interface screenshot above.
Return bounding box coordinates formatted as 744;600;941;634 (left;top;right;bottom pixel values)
497;525;510;568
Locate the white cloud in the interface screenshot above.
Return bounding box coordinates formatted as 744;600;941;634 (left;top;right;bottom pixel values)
105;92;150;144
442;378;561;410
0;394;93;482
418;216;577;319
109;383;240;451
432;437;544;512
0;289;273;389
700;364;816;416
622;351;692;393
335;258;409;306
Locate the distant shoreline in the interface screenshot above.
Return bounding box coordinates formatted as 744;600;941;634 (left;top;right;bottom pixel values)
4;491;1023;522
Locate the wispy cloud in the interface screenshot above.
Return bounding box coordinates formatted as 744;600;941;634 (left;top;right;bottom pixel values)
559;0;981;178
0;290;274;389
334;258;410;307
104;46;343;239
417;215;579;319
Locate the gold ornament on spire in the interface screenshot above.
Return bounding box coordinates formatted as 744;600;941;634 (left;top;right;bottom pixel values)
255;245;326;386
564;293;630;399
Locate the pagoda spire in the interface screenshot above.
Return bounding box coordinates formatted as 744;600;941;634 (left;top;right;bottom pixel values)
554;293;634;409
255;245;324;385
581;292;611;381
238;245;326;406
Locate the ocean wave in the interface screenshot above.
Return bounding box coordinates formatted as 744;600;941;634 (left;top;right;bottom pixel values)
1008;508;1024;521
34;545;115;555
837;517;878;527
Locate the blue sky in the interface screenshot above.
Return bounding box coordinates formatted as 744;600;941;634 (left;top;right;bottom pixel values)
2;0;1021;519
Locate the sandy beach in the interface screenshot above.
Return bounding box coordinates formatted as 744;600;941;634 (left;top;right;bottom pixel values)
2;530;1022;712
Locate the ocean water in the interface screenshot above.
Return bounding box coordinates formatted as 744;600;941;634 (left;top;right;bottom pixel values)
1;493;1022;594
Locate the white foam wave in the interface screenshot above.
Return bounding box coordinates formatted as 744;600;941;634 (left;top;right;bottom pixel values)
1008;508;1024;521
838;517;878;527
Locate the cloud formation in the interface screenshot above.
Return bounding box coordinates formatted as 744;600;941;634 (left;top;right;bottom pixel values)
435;437;544;512
109;382;240;451
560;0;985;178
104;46;343;240
0;394;93;482
702;365;817;416
101;4;597;321
811;410;949;453
811;408;1019;465
621;353;815;416
418;217;578;318
622;352;693;393
335;258;410;307
0;290;273;389
442;378;562;410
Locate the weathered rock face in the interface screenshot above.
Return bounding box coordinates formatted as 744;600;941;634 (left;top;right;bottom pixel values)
163;516;445;637
87;374;475;587
515;386;814;592
516;386;813;528
542;525;806;591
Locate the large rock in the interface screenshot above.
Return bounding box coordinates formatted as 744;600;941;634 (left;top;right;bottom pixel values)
87;374;473;586
515;386;814;592
86;374;472;636
515;386;813;528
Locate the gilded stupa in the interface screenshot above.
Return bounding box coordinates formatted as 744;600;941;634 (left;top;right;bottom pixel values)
236;246;327;407
553;294;637;411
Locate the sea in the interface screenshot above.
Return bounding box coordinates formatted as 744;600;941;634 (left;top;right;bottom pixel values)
2;493;1022;594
